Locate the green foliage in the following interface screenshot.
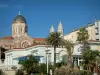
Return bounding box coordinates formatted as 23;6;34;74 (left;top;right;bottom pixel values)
0;47;7;60
54;66;92;75
46;32;61;47
82;50;100;71
77;70;92;75
46;32;62;65
48;64;55;72
54;66;76;75
18;55;39;74
61;39;74;68
77;27;89;43
55;62;63;68
39;63;47;74
77;28;89;52
0;69;4;75
39;63;55;74
61;39;74;56
15;70;23;75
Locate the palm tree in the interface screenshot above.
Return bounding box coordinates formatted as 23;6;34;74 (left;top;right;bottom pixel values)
82;50;100;72
61;39;74;68
46;32;62;66
77;27;89;51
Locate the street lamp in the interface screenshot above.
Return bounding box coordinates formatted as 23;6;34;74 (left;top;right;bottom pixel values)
45;49;50;75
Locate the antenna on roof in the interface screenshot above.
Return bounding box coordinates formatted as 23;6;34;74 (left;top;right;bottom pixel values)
18;11;20;15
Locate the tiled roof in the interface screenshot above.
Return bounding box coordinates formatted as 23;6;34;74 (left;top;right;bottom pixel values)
13;48;24;49
0;36;14;40
33;38;46;41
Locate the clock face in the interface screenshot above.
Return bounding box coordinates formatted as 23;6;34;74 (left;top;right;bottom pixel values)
77;46;83;52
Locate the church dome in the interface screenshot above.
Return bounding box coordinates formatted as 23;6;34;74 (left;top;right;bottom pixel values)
13;15;26;23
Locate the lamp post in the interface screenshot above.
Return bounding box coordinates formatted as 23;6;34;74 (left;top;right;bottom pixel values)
45;49;50;75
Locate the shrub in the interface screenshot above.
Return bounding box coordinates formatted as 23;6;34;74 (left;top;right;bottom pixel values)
15;70;23;75
54;66;92;75
77;70;92;75
19;55;39;74
0;69;4;75
39;63;47;74
55;62;62;68
54;66;76;75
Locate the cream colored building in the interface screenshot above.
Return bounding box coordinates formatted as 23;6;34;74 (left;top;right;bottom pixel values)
64;24;96;43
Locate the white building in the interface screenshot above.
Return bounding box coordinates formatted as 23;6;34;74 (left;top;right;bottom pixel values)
3;41;100;70
0;12;100;70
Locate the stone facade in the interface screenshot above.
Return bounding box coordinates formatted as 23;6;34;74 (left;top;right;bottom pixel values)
0;13;64;50
0;13;45;49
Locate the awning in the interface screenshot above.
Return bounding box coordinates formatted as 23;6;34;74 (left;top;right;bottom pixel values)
13;55;43;61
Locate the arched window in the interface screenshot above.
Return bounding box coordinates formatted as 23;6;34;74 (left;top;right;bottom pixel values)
20;27;22;33
22;42;29;48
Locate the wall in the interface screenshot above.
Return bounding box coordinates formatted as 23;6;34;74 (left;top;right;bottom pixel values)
64;25;96;42
4;42;100;68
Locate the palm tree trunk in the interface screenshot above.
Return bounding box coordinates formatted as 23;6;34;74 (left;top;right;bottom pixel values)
54;46;56;66
67;55;72;68
83;42;85;51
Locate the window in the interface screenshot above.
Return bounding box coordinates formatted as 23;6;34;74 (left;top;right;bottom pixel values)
22;42;29;48
20;27;22;33
96;33;99;35
95;27;98;29
96;39;99;41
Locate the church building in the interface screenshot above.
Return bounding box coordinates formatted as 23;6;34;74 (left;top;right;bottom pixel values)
0;12;46;49
0;12;100;70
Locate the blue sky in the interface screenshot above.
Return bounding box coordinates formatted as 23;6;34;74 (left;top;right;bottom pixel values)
0;0;100;38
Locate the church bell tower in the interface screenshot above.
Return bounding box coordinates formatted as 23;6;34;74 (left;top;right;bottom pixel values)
12;11;28;38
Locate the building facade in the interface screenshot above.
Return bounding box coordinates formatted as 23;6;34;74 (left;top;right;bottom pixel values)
0;12;100;70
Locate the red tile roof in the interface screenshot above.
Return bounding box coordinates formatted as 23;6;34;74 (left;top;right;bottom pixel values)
1;36;14;40
13;48;24;49
33;38;46;41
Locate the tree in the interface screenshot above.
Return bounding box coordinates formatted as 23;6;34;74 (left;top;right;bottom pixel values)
82;50;100;72
77;28;89;51
39;63;47;75
61;39;74;68
0;69;4;75
15;70;23;75
46;32;62;66
19;55;39;74
0;47;7;62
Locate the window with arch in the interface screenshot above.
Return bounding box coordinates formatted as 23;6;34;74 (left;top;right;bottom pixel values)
22;42;29;48
20;27;22;33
